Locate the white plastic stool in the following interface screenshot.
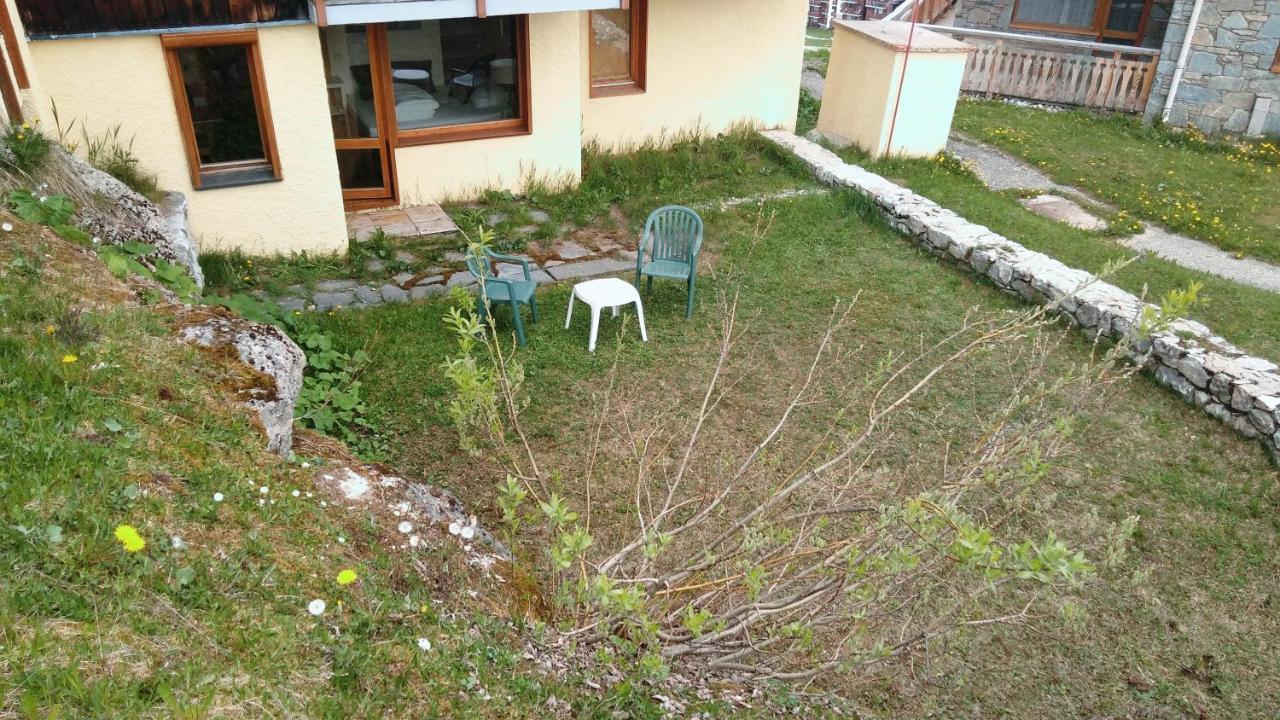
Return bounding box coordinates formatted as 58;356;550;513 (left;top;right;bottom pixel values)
565;278;648;353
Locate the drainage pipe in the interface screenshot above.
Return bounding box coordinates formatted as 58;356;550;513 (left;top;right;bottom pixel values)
1161;0;1205;123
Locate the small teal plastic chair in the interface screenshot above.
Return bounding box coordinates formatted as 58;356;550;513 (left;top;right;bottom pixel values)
466;247;539;346
636;205;703;319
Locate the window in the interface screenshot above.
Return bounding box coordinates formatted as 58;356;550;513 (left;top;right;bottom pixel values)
163;30;281;189
383;17;529;144
1272;44;1280;74
590;1;647;97
1011;0;1152;41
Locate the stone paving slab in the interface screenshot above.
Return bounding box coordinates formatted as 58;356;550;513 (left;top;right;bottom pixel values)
1018;194;1107;231
348;203;460;240
546;257;633;281
1123;224;1280;294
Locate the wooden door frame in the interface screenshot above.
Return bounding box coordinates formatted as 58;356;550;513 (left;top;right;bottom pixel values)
334;24;399;210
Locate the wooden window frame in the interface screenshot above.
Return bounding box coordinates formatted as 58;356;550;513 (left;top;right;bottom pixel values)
393;16;532;148
1010;0;1153;43
589;0;648;98
162;30;282;190
1272;44;1280;74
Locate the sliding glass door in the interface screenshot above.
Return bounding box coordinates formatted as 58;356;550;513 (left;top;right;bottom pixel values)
321;24;397;208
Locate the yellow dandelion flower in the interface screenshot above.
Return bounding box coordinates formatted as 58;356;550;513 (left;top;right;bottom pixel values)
61;354;78;364
45;325;56;334
114;524;146;552
336;569;358;586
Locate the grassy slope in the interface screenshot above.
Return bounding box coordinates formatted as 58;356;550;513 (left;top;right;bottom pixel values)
0;225;724;718
953;99;1280;263
313;148;1280;718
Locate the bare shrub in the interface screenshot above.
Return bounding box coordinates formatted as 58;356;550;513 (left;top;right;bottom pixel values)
442;213;1142;688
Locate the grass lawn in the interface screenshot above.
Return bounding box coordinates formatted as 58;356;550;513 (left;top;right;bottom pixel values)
953;99;1280;263
308;143;1280;716
805;27;833;48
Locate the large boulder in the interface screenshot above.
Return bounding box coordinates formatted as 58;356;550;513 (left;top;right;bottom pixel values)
176;309;304;455
55;149;203;287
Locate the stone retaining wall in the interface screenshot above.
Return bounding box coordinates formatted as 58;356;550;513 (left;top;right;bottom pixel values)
762;129;1280;458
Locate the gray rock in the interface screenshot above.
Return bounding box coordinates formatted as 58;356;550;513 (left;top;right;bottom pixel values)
1249;408;1277;436
353;286;381;305
556;241;593;260
313;291;355;310
276;296;307;312
178;313;304;456
415;274;444;286
380;284;409;303
485;213;507;227
392;272;415;285
59;149;204;288
286;284;308;296
527;209;551;223
1176;356;1211;388
446;272;477;289
411;284;446;300
444;251;468;263
365;258;386;274
394;250;418;264
514;225;540;236
316;279;358;292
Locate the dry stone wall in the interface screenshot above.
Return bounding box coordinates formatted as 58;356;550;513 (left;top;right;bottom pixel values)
762;129;1280;458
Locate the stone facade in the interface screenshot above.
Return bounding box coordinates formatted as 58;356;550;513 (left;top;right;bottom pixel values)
955;0;1174;47
765;128;1280;459
1143;0;1280;135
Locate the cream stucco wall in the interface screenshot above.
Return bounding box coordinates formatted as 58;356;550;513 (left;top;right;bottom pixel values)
817;22;970;158
581;0;807;149
28;25;347;255
392;11;583;204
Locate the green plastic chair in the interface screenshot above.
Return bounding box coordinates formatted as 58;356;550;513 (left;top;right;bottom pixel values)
636;205;703;319
466;247;539;346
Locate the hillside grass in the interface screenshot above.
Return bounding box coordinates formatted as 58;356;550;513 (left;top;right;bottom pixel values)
952;99;1280;263
0;225;762;718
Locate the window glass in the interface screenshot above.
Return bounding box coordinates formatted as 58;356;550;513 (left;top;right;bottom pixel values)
591;9;633;86
321;25;381;139
176;45;266;165
383;17;520;133
1105;0;1146;33
1014;0;1098;28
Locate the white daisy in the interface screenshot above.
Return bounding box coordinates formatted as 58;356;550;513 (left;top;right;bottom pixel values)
213;492;224;502
259;486;269;495
171;536;185;549
307;599;326;616
291;490;300;497
448;522;461;536
1;223;12;232
460;525;476;540
338;536;346;544
416;637;431;651
409;535;420;548
398;521;413;534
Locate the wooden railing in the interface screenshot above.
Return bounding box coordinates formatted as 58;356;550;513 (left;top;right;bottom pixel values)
882;0;955;23
16;0;310;37
922;25;1161;113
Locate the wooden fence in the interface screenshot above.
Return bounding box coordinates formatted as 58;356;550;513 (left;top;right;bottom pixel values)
921;26;1162;114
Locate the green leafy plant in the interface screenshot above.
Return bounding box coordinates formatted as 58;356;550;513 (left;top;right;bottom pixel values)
98;241;199;304
286;311;380;457
2;121;53;174
9;189;74;226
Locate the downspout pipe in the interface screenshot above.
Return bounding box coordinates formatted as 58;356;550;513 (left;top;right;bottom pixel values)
1161;0;1205;123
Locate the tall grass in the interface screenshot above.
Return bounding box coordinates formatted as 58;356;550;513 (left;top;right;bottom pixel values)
81;125;161;201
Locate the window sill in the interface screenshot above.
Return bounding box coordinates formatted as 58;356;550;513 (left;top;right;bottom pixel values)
197;166;281;190
590;83;646;99
1008;20;1102;37
395;120;532;147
